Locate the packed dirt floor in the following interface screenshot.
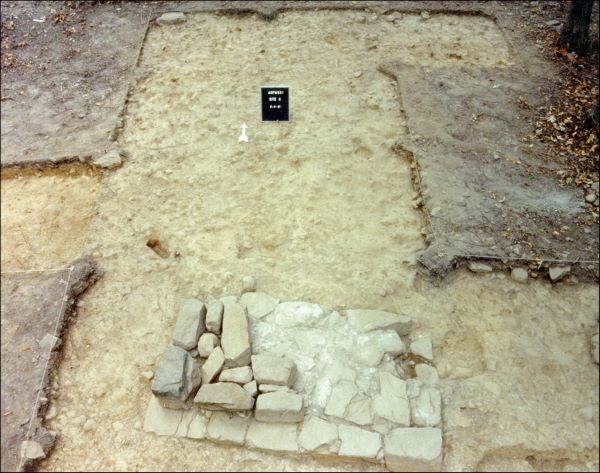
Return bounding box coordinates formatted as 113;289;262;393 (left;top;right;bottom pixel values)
0;5;598;473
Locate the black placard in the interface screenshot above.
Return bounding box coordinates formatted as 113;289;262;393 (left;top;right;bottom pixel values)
261;86;290;121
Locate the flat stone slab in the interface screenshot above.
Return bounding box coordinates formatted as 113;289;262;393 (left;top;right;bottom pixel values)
255;392;304;423
338;424;381;459
240;291;279;319
172;299;206;351
156;12;186;26
384;427;443;472
221;302;251;367
251;354;297;387
298;416;339;452
246;421;299;453
206;412;250;445
143;395;183;436
219;366;253;385
194;382;254;411
346;309;412;335
325;380;358;418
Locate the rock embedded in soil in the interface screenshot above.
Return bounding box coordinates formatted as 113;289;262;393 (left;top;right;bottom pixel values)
298;416;339;451
415;364;439;387
239;291;279;319
219;366;253;385
384;427;442;472
346;309;412;335
172;299;206;351
156;12;186;26
197;332;220;357
205;299;224;335
241;275;256;294
338;424;381;459
143;396;183;436
468;262;493;273
255;391;305;423
251;354;297;387
201;346;225;384
410;336;434;361
92;150;122;169
151;345;200;409
194;382;254;411
246;420;299;453
20;440;46;460
511;267;528;283
549;265;571;282
221;302;251;367
274;301;330;327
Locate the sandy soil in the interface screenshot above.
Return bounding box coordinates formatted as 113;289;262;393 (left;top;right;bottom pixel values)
1;167;100;273
0;10;596;472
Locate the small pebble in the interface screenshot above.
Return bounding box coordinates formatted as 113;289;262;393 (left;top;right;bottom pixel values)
354;71;363;78
421;11;430;20
83;419;96;432
141;370;154;380
585;193;596;203
241;276;256;293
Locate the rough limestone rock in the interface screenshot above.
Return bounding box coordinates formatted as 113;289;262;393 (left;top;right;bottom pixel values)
198;332;220;358
241;275;257;293
411;387;442;426
410;336;434;361
240;291;279;319
346;309;412;335
384;427;443;472
151;345;200;409
221;302;251;367
156;12;186;26
324;380;358;418
591;332;599;364
354;335;384;366
468;262;493;273
251;354;297;387
511;267;528;283
201;346;225;385
172;299;206;350
20;440;46;460
194;382;254;411
415;364;439;387
206;412;250;445
258;384;293;393
338;424;381;459
274;301;329;327
345;396;373;426
205;299;224;335
549;265;571;282
244;380;258;397
375;330;405;355
298;416;339;451
255;392;304;423
219;366;253;385
246;420;299;453
92;150;122;169
143;395;183;436
373;372;410;426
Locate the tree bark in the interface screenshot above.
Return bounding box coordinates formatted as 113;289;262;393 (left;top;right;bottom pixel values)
557;0;594;56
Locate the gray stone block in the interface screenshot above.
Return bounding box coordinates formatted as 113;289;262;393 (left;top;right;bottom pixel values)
221;302;251;367
172;299;206;351
255;392;304;423
219;366;253;385
151;345;200;409
205;299;224;335
338;424;381;459
206;412;250;445
251;354;297;387
194;382;254;411
201;346;225;385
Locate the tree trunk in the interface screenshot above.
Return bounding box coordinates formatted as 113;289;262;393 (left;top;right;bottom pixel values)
557;0;594;56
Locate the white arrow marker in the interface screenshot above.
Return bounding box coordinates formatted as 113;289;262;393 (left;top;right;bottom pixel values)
238;123;248;142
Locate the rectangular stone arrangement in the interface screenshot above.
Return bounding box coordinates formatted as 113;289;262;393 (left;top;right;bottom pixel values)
145;290;443;472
